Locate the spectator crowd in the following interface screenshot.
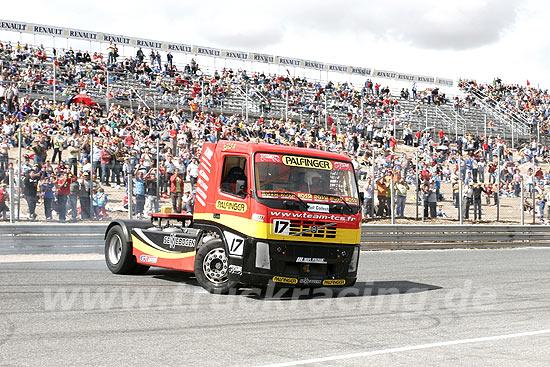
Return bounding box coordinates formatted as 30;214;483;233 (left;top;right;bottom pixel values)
0;39;549;223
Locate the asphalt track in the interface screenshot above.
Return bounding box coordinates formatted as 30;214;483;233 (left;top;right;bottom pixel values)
1;248;550;366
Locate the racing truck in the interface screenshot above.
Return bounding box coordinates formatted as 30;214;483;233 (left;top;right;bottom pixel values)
104;140;363;293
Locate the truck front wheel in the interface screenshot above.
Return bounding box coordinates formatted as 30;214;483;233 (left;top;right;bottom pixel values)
194;239;238;294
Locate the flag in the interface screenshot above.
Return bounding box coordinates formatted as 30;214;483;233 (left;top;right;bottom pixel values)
527;80;531;86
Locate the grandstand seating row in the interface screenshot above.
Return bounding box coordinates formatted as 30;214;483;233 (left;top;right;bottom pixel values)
0;41;533;144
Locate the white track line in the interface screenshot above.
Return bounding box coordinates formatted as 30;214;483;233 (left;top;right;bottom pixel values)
0;254;104;263
258;329;550;367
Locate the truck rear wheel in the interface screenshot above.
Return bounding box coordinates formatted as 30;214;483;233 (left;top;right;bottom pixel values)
194;239;238;294
105;225;149;275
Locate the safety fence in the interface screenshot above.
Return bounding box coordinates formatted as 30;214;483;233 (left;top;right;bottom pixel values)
1;224;549;254
360;224;550;250
359;145;545;225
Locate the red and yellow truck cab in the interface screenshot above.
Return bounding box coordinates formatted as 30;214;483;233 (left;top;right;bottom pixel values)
104;140;363;293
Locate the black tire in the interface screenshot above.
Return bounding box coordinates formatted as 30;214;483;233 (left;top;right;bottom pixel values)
105;225;148;274
194;239;238;294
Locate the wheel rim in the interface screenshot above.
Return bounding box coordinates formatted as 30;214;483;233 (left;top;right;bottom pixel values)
202;248;229;284
108;234;123;265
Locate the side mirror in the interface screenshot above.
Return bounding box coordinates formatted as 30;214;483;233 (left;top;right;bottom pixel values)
235;179;247;197
359;192;365;206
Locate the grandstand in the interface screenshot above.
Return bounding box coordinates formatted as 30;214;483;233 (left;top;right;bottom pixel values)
0;40;533;146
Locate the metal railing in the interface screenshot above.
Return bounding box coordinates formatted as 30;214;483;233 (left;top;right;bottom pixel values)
1;224;549;252
360;224;550;250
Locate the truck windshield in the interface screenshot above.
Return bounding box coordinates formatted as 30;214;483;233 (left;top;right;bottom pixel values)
254;153;359;205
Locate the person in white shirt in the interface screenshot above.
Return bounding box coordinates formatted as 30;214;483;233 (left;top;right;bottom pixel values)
187;158;199;188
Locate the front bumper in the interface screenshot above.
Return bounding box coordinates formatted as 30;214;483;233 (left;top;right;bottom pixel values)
229;238;359;287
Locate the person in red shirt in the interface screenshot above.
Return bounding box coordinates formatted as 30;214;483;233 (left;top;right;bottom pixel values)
100;145;112;185
57;172;73;221
169;127;178;155
124;135;134;147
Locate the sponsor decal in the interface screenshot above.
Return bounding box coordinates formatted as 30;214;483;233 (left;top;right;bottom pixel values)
222;142;236;151
139;255;158;264
258;190;279;198
162;233;195;249
282;155;332;170
307;203;329;213
297;192;314;200
228;265;242;275
298;278;322;285
270;211;358;222
313;194;330;202
332;161;353;171
322;279;346;286
215;200;247;213
252;213;265;222
296;257;327;264
256;153;282;163
272;276;298;285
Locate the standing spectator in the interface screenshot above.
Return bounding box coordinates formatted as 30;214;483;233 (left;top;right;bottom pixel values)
92;141;102;180
100;145;112;185
0;138;9;173
423;183;437;218
95;187;108;219
472;158;479;183
122;157;132;186
4;85;17;114
452;177;460;208
111;146;123;187
472;183;486;221
107;42;117;64
0;183;9;220
538;190;546;223
512;169;522;197
136;47;144;64
23;170;39;220
395;177;408;218
78;172;91;220
31;138;47;167
170;168;183;213
134;171;146;218
144;169;159;215
363;178;374;218
167;52;173;68
57;171;72;221
40;175;55;221
376;176;389;217
182;190;193;213
187;157;199;188
68;174;80;221
51;133;65;164
463;182;474;220
67;141;80;177
478;158;486;183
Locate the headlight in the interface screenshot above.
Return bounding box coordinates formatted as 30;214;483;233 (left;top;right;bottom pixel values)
255;242;271;269
348;246;359;272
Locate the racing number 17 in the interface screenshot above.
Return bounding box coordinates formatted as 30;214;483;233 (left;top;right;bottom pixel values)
273;219;290;235
230;238;244;253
